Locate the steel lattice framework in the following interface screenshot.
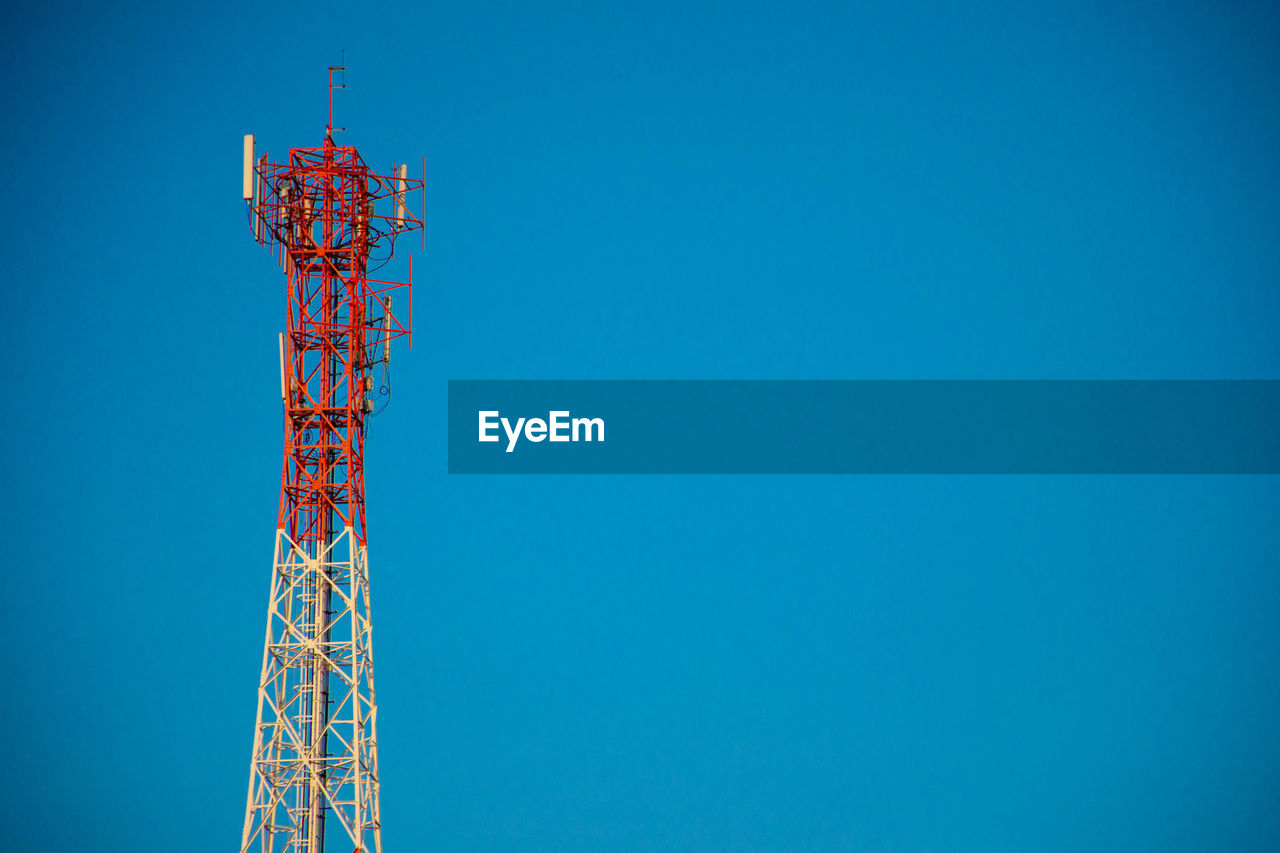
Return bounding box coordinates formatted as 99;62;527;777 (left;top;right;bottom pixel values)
240;68;424;853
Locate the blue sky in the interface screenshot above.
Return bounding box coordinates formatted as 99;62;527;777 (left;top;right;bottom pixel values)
4;1;1279;851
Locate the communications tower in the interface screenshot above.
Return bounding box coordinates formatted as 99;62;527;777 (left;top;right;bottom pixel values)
239;67;424;853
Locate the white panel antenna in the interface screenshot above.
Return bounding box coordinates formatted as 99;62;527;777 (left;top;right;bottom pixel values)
278;332;287;404
243;135;255;200
383;297;393;366
395;164;407;227
256;154;268;242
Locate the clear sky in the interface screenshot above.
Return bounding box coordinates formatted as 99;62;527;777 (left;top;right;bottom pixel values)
4;1;1280;851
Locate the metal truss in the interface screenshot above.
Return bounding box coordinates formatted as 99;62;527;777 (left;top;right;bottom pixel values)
240;67;422;853
242;528;382;853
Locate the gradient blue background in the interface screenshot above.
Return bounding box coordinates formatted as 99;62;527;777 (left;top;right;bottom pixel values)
5;1;1280;850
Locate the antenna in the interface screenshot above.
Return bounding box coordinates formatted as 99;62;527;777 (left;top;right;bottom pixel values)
242;135;255;200
395;164;408;228
327;57;347;136
383;297;393;365
278;332;287;404
255;154;267;243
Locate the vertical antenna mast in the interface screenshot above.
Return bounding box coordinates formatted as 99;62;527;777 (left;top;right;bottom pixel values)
240;67;425;853
327;60;346;138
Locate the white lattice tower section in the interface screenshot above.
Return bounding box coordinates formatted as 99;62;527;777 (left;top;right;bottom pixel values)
242;528;382;853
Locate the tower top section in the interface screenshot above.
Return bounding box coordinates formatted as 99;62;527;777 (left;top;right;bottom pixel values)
240;69;426;348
